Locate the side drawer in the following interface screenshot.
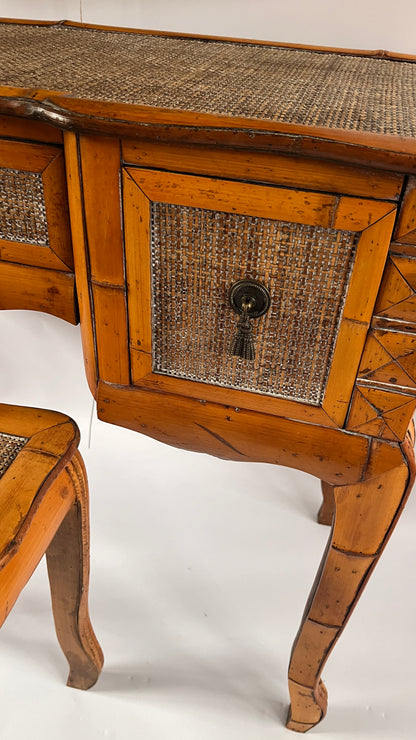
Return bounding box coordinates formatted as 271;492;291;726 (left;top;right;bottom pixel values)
0;137;77;323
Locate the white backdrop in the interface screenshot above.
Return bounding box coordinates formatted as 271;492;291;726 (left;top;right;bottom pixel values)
1;3;416;740
3;0;416;52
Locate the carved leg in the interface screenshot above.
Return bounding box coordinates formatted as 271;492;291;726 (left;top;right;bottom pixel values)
46;451;103;690
317;481;335;525
287;439;415;732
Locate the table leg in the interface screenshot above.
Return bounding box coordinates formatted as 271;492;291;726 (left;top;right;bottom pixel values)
317;481;335;525
287;437;415;732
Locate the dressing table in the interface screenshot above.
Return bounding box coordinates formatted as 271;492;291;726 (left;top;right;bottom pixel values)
1;18;416;731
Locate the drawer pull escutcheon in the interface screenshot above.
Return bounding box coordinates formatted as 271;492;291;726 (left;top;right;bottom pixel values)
229;279;271;361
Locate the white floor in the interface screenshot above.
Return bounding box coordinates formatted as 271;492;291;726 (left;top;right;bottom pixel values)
0;311;416;739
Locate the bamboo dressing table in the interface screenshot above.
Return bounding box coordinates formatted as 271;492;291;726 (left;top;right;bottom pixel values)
1;18;416;732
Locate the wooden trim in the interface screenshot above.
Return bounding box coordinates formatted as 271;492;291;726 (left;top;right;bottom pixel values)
332;199;395;232
394;177;416;244
63;131;98;395
79;134;124;285
0;240;69;271
321;212;396;425
124;172;395;428
41;152;73;269
122;139;403;201
0;404;75;439
0;261;77;323
322;320;369;426
2;97;416;172
0;138;60;171
131;363;338;427
96;380;406;485
342;212;396;323
123;170;152;361
92;283;130;385
0;474;74;617
127;167;337;226
42;95;416;159
0;113;62;143
0;139;73;271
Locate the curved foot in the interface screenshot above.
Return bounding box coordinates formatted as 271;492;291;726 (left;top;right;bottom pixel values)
286;678;327;732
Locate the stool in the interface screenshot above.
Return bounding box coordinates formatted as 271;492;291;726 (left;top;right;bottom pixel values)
0;403;103;690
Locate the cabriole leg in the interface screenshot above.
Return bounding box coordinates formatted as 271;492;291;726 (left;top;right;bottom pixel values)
287;439;415;732
46;451;103;690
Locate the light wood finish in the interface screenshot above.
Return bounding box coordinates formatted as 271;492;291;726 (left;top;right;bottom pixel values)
287;434;414;731
6;90;416;169
0;139;73;270
0;261;77;324
122;139;404;200
0;404;103;690
0;113;63;143
394;177;416;244
125;167;394;427
346;385;416;441
46;451;104;689
92;283;130;385
97;380;404;485
79;135;124;286
1;21;416;733
63;131;97;394
318;481;335;526
127;167;338;227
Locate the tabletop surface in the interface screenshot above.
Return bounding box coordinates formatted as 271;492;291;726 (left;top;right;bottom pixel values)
1;21;416;138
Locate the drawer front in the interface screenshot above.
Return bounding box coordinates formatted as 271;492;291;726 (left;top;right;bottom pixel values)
0;139;73;271
123;167;395;427
149;202;355;405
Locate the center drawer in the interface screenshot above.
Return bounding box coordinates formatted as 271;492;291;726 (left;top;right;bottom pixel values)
123;167;395;427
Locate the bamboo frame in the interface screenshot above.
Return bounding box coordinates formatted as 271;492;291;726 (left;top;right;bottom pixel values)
124;167;395;427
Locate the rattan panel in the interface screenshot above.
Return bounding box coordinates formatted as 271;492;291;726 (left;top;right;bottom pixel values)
0;432;28;478
1;23;416;137
0;168;49;246
151;204;357;405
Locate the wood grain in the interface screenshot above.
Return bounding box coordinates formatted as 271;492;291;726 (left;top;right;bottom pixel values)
127;167;337;227
79;134;124;285
63;131;98;394
0;261;77;323
122;139;403;200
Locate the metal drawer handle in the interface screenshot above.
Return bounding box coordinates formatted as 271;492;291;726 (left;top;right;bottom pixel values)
229;279;271;361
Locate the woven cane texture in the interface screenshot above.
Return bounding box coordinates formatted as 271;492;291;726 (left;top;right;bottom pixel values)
0;432;28;478
0;168;49;246
1;23;416;137
151;204;357;405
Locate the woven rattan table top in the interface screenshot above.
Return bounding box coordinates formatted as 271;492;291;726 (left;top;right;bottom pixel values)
0;21;416;139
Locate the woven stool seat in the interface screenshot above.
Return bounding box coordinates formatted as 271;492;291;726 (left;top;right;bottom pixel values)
0;404;103;690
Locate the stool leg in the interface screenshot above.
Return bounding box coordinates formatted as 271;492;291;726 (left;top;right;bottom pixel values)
317;481;335;525
287;442;415;732
46;450;103;690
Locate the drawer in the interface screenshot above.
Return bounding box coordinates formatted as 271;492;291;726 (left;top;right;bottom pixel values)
0;138;77;323
123;167;396;427
0;138;73;271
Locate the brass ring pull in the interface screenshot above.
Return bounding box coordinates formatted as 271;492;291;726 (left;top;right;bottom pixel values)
229;279;271;361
